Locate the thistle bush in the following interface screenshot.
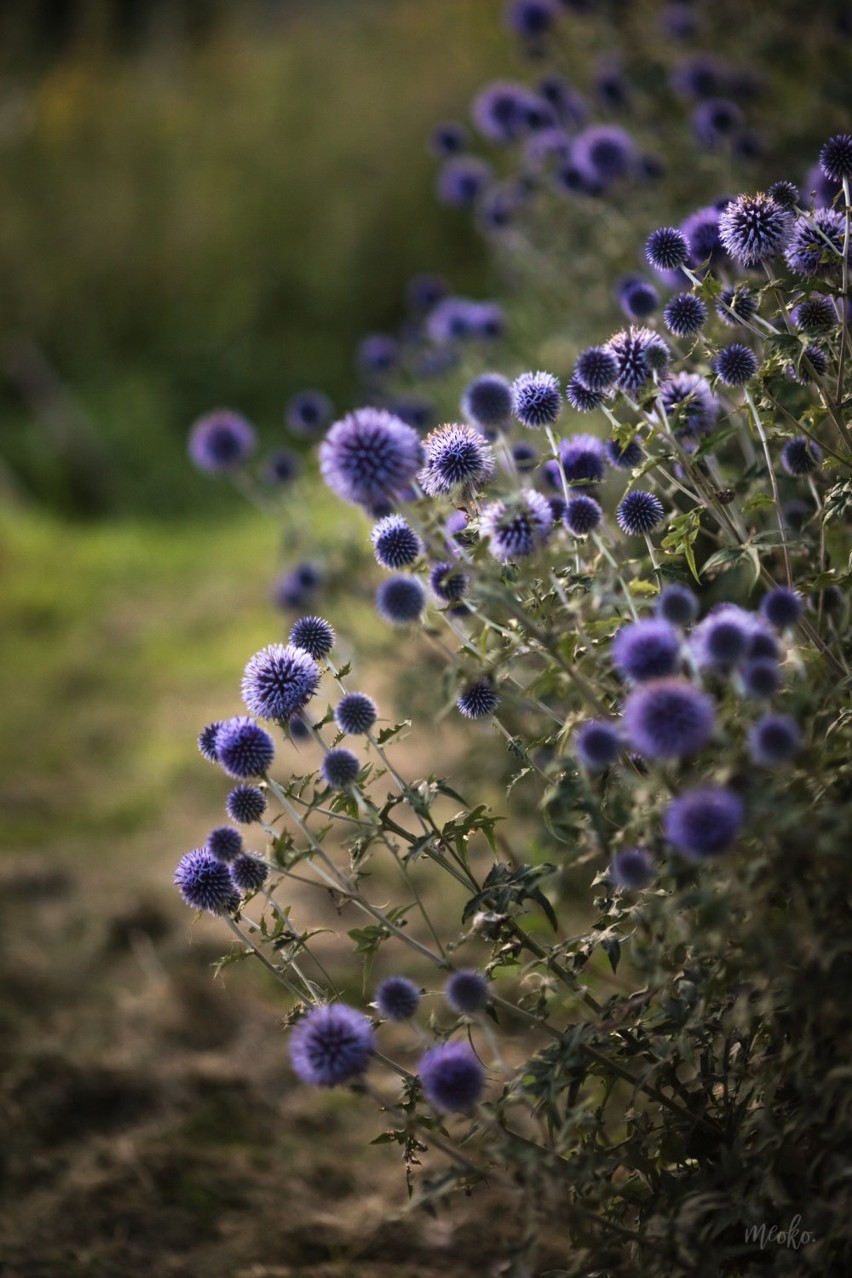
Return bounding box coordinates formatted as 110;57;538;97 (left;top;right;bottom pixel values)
177;5;852;1273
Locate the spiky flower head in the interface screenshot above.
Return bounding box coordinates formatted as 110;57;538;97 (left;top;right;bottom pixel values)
216;717;275;779
767;179;799;210
658;372;718;441
418;1041;485;1113
612;619;681;683
370;515;422;570
462;373;513;429
564;493;603;536
646;227;689;272
198;720;224;764
718;192;791;267
285;389;334;436
289;616;335;661
690;605;753;671
610;848;655;890
334;692;378;736
319;408;423;509
174;849;239;915
748;714;801;767
712;343;759;387
819;133;852;182
617;490;665;535
566;375;607;413
551;433;606;489
321;747;361;791
606;436;644;469
791;296;837;336
511;371;563;428
783;209;847;277
419;424;495;497
480;489;554;560
374;976;421;1022
289;1003;373;1087
574;720;622;771
624;678;715;760
656;583;699;628
242;643;321;722
429;562;469;603
606;327;671;392
375;576;426;626
663;785;745;859
445;970;489;1014
781;437;821;476
574;346;619;393
205;825;243;863
760;587;803;630
226;785;267;825
663;293;707;337
230;853;269;893
457;678;499;719
680;204;725;271
716;285;758;327
787;343;829;385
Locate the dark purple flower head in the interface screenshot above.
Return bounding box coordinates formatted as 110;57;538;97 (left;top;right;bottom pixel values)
792;296;837;337
198;720;224;764
713;344;759;387
175;849;239;915
371;514;422;570
334;692;378;736
321;747;361;790
606;327;671;393
551;433;606;489
286;390;333;436
445;970;489;1014
670;55;725;101
263;448;299;485
429;562;469;603
376;576;426;626
419;1041;485;1112
595;61;631;111
272;562;322;612
512;371;562;428
619;278;659;322
624;678;715;760
658;372;718;441
375;976;421;1022
781;436;821;476
575;719;622;771
690;606;752;671
819;133;852;182
767;179;799;210
357;333;399;376
656;584;699;628
760;587;803;630
787;344;829;385
716;285;758;327
457;678;499;719
216;717;275;779
504;0;559;39
538;74;588;129
718;193;791;268
436;155;492;208
610;847;655;890
748;713;801;767
226;785;267;825
606;436;644;469
612;619;681;683
462;373;513;429
242;643;321;722
471;81;530;144
419;424;495;497
617;490;665;536
784;209;847;277
320;408;423;509
189;410;256;473
566;375;607;413
663;786;744;859
572;124;636;184
289;616;335;661
231;853;269;893
740;658;781;699
664;293;707;337
680;204;725;272
574;346;619;393
692;98;743;147
289;1003;373;1087
481;489;554;560
206;825;243;863
646;227;689;272
429;120;469;158
564;493;603;536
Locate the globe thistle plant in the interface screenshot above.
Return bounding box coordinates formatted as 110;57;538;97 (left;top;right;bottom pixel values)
242;644;322;722
419;424;495;497
319;408;423;509
188;410;256;473
511;371;562;428
480;489;554;560
374;976;421;1022
289;1004;373;1087
334;692;378;736
418;1041;485;1113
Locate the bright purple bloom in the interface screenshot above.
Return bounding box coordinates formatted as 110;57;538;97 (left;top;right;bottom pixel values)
375;976;421;1022
680;204;725;272
566;376;607;413
783;209;847;277
205;826;243;863
716;286;758;327
612;619;681;683
646;227;689;272
574;720;621;771
230;853;269;893
718;193;791;267
550;433;606;489
320;408;423;509
617;490;665;536
819;133;852;182
445;970;489;1014
619;279;659;321
664;293;707;337
198;720;224;764
760;588;803;630
457;679;499;719
658;372;717;438
574;347;619;393
321;747;361;790
375;576;426;626
480;489;553;560
512;371;562;428
175;849;239;915
610;847;655;890
334;692;378;736
564;493;603;536
419;1041;485;1113
216;717;275;779
289;1004;373;1087
606;436;644;469
792;296;837;336
429;562;469;603
242;643;321;722
419;424;495;497
663;786;745;858
781;437;821;476
188;409;256;473
226;785;267;825
713;344;759;387
690;606;752;671
624;678;715;760
289;616;335;661
371;515;422;570
606;327;671;393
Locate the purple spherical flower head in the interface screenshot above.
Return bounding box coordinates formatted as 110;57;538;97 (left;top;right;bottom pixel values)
231;853;269;893
289;1004;373;1088
289;616;335;661
784;209;848;277
357;333;399;375
718;193;791;268
664;293;707;337
471;80;529;145
564;493;603;536
512;371;562;428
462;373;513;429
457;678;499;719
606;436;643;469
574;347;619;393
550;433;606;489
792;296;837;337
610;847;655;890
371;515;422;570
663;786;744;859
188;409;256;474
748;713;801;767
620;279;659;322
760;587;803;630
617;490;665;536
572;125;636;184
375;976;421;1022
286;389;333;436
198;720;224;764
575;719;621;771
670;54;725;100
216;717;275;779
716;285;758;327
445;970;489;1014
781;437;821;476
740;658;781;699
624;678;715;760
606;327;671;393
419;424;495;497
658;372;717;440
320;408;423;509
175;849;239;915
206;825;243;863
428;120;469;158
646;227;689;273
819;133;852;182
680;204;725;272
321;747;361;791
481;489;553;561
429;562;469;603
263;448;299;485
334;692;378;736
242;643;321;722
436;155;492;208
419;1041;485;1113
713;344;759;387
504;0;559;39
656;583;699;628
226;784;267;825
787;343;829;385
566;375;607;413
376;576;426;626
272;562;322;612
691;98;743;148
767;179;799;210
690;607;752;672
612;619;681;683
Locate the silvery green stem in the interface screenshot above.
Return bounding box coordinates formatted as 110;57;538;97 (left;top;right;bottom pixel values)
743;387;793;587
